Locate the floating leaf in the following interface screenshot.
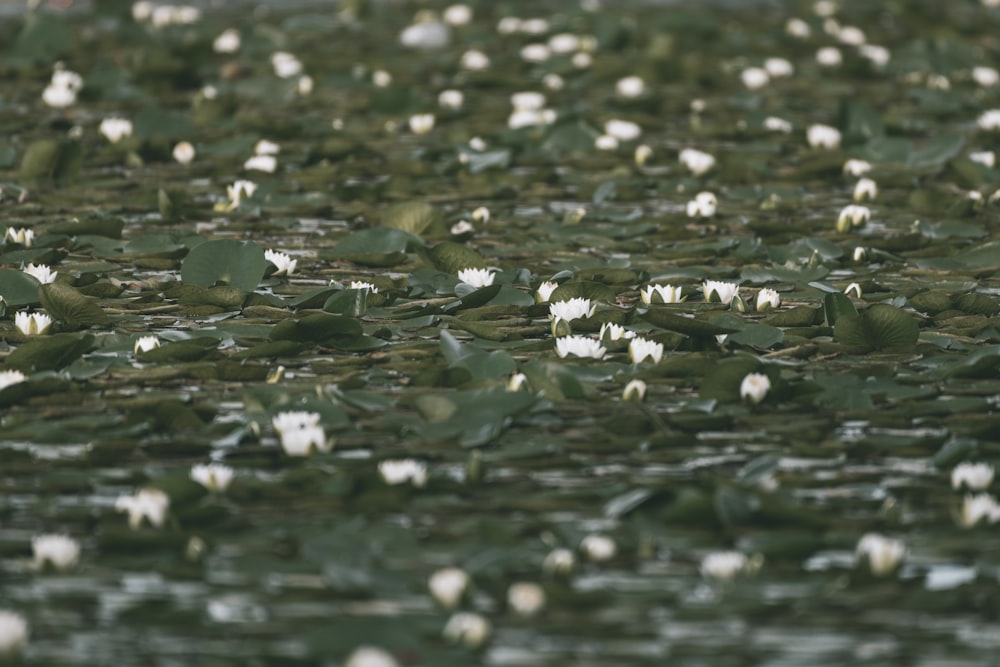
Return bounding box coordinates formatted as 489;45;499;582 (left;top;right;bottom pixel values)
270;313;364;345
5;333;95;372
19;138;82;184
823;292;857;326
642;308;739;337
833;304;919;351
0;269;42;307
181;240;266;291
428;242;487;274
907;133;965;171
381;201;441;236
39;282;109;327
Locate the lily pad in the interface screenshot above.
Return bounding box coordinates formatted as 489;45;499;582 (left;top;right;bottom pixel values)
181;240;266;291
833;304;920;351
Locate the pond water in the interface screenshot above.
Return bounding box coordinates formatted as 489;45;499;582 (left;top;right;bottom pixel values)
1;1;1000;665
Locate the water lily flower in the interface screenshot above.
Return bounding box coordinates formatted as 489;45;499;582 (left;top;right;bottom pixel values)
580;534;616;562
972;66;999;87
344;646;399;667
15;311;52;336
572;52;593;68
836;25;865;45
843;158;872;177
429;567;469;609
442;612;491;649
740;372;771;404
244;154;277;173
508;108;555;129
686;191;718;218
150;4;200;27
978;109;1000;131
616;75;646;98
700;551;750;581
32;534;80;571
399;14;450;49
443;4;472;26
764;57;794;78
190;463;234;493
763;116;793;133
555;335;606;360
226;179;257;208
969;151;995;168
549;298;595;322
741;66;770;90
378;459;428;487
99;118;133;144
507;372;529;392
622;378;647;402
507;582;545;617
23;263;57;284
595;134;619;151
853;177;878;202
511;91;546;111
438;89;464;109
520;17;551;34
271;51;303;78
5;227;34;246
471;206;490;224
855;533;905;576
520;43;550;62
816;46;843;67
297;75;314;96
272;411;329;456
133;335;160;355
703;280;739;304
785;17;811;38
372;70;392;87
408;113;435;135
450;220;473;236
837;204;871;231
497;16;521;34
457;267;495;288
173;141;196;164
605;119;641;142
264;249;297;276
858;44;891;68
844;282;862;298
542;547;576;575
853;246;867;262
641;284;683;304
0;610;28;657
952;462;994;490
543;73;564;90
756;288;781;311
42;64;83;107
548;32;581;53
212;27;240;53
961;493;1000;527
808;123;842;149
599;322;635;343
634;144;653;166
349;281;379;293
679;148;716;176
629;337;664;364
535;281;558;303
115;488;170;529
250;140;279;157
0;370;26;391
460;49;490;71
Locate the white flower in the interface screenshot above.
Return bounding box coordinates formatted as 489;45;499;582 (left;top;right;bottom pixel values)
741;67;770;90
978;109;1000;131
226;179;258;207
686;191;718;218
703;280;739;304
763;116;793;133
132;1;154;22
580;534;616;562
844;282;862;298
690;98;706;113
679;148;716;176
853;177;878;202
511;91;546;111
555;335;606;360
23;263;57;284
785;17;811;38
622;378;647;402
543;73;565;90
14;311;52;336
961;493;1000;527
428;567;469;609
32;534;80;571
5;227;34;246
970;151;996;168
244;154;277;173
344;646;399;667
816;46;843;67
853;246;867;262
443;4;472;26
599;322;635;342
926;73;950;90
520;43;550;62
616;75;646;98
604;119;641;142
814;0;837;17
520;17;551;34
0;370;27;391
271;411;328;456
629;337;664;364
99;118;133;144
856;533;906;575
497;16;521;34
843;158;872;177
271;51;303;78
471;206;490;223
371;69;392;88
572;52;593;69
133;335;160;354
837;25;865;45
972;66;999;87
264;249;297;276
457;267;495;288
764;57;794;78
756;288;781;311
115;488;170;529
535;280;558;303
349;281;379;293
297;75;314;96
740;372;771;404
190;463;234;493
808;123;842;149
378;459;428;487
508;109;552;129
399;17;450;49
460;49;490;71
450;220;473;236
635;144;653;166
442;612;491;649
700;551;749;581
641;284;683;304
0;610;28;657
952;462;995;490
173;141;196;164
408;113;436;136
438;89;464;110
837;204;871;231
507;582;545;617
42;83;77;108
213;27;241;53
253;139;280;156
549;298;595;322
595;134;619;151
507;372;529;392
858;44;891;68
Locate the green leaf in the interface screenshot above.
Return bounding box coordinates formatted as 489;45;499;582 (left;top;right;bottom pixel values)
520;360;586;399
5;333;95;372
381;201;441;236
181;240;266;291
726;323;783;349
0;269;42;307
907;133;965;171
428;242;487;274
270;313;363;344
38;282;109;327
840;99;884;145
642;308;740;337
19;139;82;184
823;292;857;326
322;289;368;317
833;304;919;351
548;280;618;305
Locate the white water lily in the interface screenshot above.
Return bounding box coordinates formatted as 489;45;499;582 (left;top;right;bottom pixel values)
635;143;653;166
443;4;472;26
99;118;133;144
253;139;279;156
972;66;999;87
507;372;529;392
641;284;683;304
378;459;428;487
190;463;234;493
5;227;34;246
622;378;647;402
816;46;843;67
844;282;862;298
808;123;842;149
15;311;52;336
133;335;160;355
457;267;495;288
977;109;1000;131
150;5;200;27
429;567;469;609
961;493;1000;527
213;27;241;53
740;372;771;404
0;610;28;657
629;337;664;364
264;249;297;276
42;64;83;107
580;534;616;562
836;25;865;45
572;52;593;69
349;281;379;293
853;177;878;202
741;66;770;90
23;263;57;284
837;204;871;231
497;16;522;34
548;32;581;53
679;148;716;176
511;91;545;111
952;462;995;490
595;134;619;151
271;51;303;78
756;288;781;311
226;179;258;208
785;17;811;38
409;113;436;135
399;15;450;49
297;75;314;96
507;582;545;617
555;335;606;360
0;370;27;391
859;44;891;68
460;49;490;71
763;116;793;133
856;533;906;576
244;154;277;173
700;551;750;581
843;158;872;177
471;206;490;223
115;488;170;529
616;75;646;98
703;280;739;304
599;322;635;342
344;646;399;667
438;89;464;109
520;43;551;62
969;151;996;168
686;191;718;218
605;119;641;142
442;612;491;649
542;547;576;575
370;69;391;88
535;280;559;303
543;73;564;90
549;298;595;322
450;220;473;236
853;246;868;263
520;17;551;34
173;141;196;164
272;411;328;456
764;57;794;78
32;534;80;571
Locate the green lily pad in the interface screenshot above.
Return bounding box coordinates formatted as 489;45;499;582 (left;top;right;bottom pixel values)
0;269;42;307
5;333;95;372
181;240;266;291
39;282;109;327
833;304;920;351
